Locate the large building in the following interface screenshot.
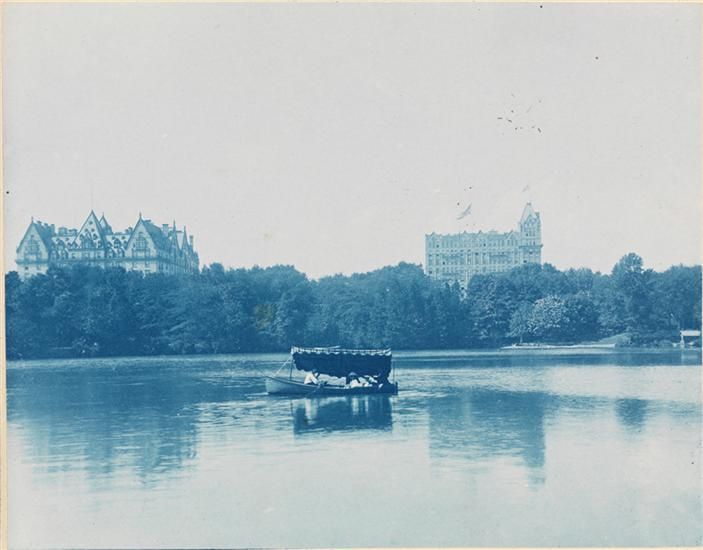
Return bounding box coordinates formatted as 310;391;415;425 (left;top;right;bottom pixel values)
425;203;542;288
16;211;199;279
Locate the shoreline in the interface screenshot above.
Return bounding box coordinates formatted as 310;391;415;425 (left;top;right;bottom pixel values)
6;345;701;366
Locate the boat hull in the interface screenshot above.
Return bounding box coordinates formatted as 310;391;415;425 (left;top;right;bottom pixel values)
265;376;398;396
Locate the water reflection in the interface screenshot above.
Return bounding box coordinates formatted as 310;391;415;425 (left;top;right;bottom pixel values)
7;352;702;548
7;361;247;484
615;398;649;432
291;395;393;435
400;348;700;369
428;388;548;482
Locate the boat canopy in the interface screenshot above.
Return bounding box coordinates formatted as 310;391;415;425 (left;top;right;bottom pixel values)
291;346;392;378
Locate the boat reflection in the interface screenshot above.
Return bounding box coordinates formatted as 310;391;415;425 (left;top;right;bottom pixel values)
291;395;393;435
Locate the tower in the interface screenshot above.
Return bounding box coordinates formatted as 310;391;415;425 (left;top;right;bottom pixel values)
518;203;542;265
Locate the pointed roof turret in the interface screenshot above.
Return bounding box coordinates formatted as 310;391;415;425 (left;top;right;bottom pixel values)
99;213;113;234
180;226;189;249
72;210;107;248
520;202;536;224
168;220;180;250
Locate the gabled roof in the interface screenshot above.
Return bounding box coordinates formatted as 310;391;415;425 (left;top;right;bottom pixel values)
32;222;55;249
73;210;108;248
99;214;113;234
141;219;173;251
164;221;180;252
18;221;54;252
179;227;189;250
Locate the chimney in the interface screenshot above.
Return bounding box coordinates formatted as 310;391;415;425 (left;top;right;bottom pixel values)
189;235;194;248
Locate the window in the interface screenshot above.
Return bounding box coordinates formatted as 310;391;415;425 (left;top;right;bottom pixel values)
24;239;40;260
134;235;150;258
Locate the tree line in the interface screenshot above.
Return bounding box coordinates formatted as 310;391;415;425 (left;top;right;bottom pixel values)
5;253;701;359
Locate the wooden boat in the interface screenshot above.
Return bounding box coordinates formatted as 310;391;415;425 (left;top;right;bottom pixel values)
265;376;398;396
266;346;399;396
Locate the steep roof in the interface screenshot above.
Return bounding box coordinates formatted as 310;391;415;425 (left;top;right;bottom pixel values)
73;210;108;248
178;227;190;250
32;222;55;249
141;219;173;251
520;202;537;223
99;214;113;234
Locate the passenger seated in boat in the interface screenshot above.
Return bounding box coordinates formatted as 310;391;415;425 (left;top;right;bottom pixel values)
348;374;374;388
346;372;363;388
304;369;320;385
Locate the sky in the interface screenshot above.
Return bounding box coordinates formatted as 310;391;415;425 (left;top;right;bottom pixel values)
3;3;701;279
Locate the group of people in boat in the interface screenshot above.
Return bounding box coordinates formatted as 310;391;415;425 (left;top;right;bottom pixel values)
304;369;390;389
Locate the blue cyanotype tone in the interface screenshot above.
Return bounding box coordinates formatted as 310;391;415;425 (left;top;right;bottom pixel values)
7;349;701;548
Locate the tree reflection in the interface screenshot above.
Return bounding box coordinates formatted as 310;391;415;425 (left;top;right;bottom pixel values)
291;395;393;435
7;361;245;485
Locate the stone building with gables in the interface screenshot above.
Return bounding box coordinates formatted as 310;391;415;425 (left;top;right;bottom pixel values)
16;211;199;279
425;203;543;288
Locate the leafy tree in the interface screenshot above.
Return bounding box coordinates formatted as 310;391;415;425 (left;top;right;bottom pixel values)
509;302;533;344
562;292;601;342
4;254;701;359
528;295;568;341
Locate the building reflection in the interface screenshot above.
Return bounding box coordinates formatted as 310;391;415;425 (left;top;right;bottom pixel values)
291;395;393;435
428;388;548;483
615;398;648;432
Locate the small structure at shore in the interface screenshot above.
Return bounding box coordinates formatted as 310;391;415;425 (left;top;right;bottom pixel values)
679;329;701;348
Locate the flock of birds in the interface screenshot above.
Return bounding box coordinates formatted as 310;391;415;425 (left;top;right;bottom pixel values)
497;97;543;134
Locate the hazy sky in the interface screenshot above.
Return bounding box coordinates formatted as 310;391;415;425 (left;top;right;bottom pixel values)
4;3;701;278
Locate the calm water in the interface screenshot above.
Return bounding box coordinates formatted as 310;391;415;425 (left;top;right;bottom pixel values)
7;349;702;548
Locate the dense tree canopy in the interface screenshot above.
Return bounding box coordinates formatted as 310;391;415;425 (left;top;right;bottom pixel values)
5;254;701;359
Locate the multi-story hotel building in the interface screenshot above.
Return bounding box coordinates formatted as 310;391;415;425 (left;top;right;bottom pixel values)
425;203;542;288
16;211;199;279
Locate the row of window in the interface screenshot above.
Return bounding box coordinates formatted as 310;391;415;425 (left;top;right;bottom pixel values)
428;256;539;277
433;239;521;249
427;253;526;264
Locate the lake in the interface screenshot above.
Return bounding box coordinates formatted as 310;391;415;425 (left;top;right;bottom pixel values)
6;349;702;548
